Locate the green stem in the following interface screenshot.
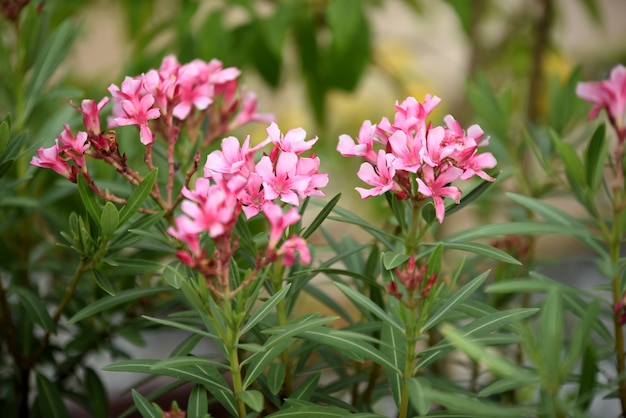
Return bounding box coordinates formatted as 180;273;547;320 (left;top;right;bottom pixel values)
227;327;247;418
273;264;293;396
398;302;419;418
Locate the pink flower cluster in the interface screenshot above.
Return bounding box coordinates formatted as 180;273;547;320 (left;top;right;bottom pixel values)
577;64;626;140
30;55;273;180
168;122;328;268
337;95;497;223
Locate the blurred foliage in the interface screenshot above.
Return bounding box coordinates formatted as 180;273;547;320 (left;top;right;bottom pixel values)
1;0;625;417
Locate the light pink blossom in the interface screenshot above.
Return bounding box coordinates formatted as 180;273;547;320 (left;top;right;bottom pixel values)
337;120;378;163
355;150;399;199
204;135;268;180
58;124;90;168
231;92;275;127
388;129;424;173
30;140;72;179
262;202;301;249
279;236;311;266
256;153;310;206
266;122;318;155
108;76;160;145
577;64;626;132
71;97;110;135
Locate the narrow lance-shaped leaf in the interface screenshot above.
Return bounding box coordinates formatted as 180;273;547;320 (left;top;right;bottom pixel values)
68;287;170;323
585;123;608;192
240;283;292;335
100;201;119;238
238;390;264;413
187;384;208;418
36;372;70;418
85;368;108;418
335;282;404;334
14;287;56;333
131;389;161;418
302;193;341;239
118;169;158;226
422;270;489;332
77;174;101;227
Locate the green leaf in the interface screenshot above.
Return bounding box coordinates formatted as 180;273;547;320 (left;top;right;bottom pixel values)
380;323;404;405
576;344;598;411
100;201;119;238
540;289;564;384
267;362;286;395
162;261;187;289
302;193;341;239
407;377;431;416
243;341;293;390
290;372;321;402
436;241;521;265
479;375;541;397
105;359;237;416
327;0;361;50
36;372;70;418
551;129;585;187
118;169;158;226
91;269;115;296
131;389;161;418
238;390;264;413
439;324;534;379
14;287;56;333
151;356;228;372
85;368;108;418
300;329;399;373
23;20;77;121
68;287;169;323
141;316;215;339
77;175;101;227
335;282;404;334
382;251;410;270
170;334;203;358
429;389;532;417
0;121;9;156
266;405;347;417
187;384;208;418
422;271;489;332
562;298;601;375
584;123;608;192
241;283;292;335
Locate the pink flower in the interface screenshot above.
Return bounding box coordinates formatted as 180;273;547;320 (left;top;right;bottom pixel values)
355;150;399;199
239;173;266;219
204;135;270;180
416;165;463;223
256;153;310;206
262;202;301;249
266;122;318;155
30;140;72;179
279;236;311;266
167;216;202;255
57;124;90;168
174;178;241;239
173;59;214;120
388;129;424;173
71;97;110;135
577;64;626;132
337;120;378;163
392;95;441;133
419;126;450;168
108;77;160;145
295;156;328;199
231;92;275;127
